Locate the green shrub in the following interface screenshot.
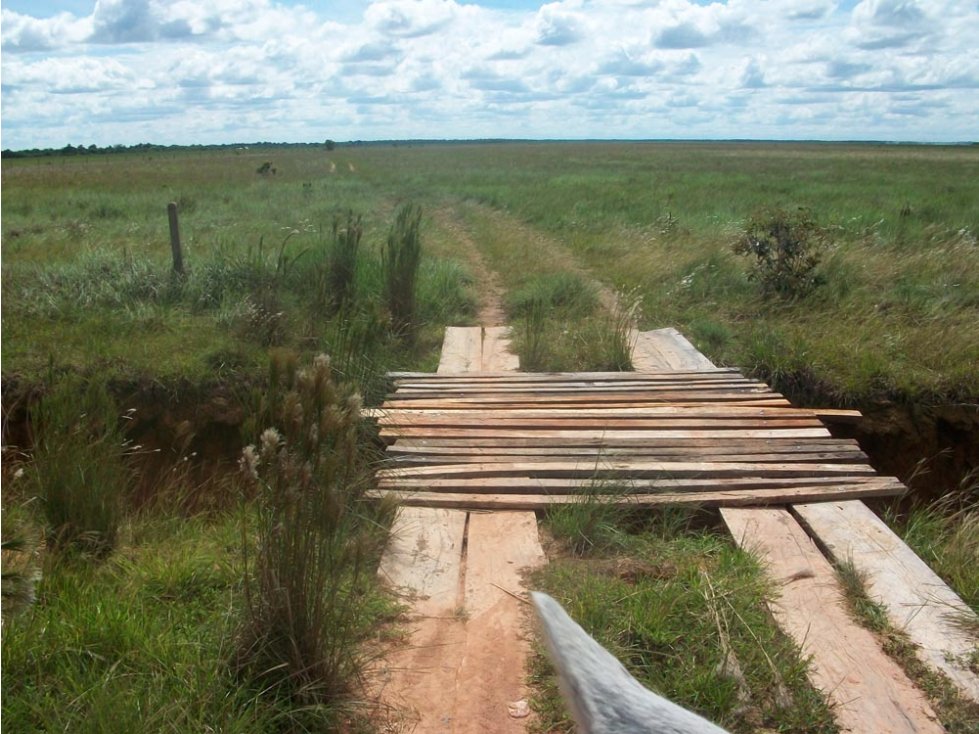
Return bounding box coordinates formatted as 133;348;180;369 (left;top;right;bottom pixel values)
734;207;825;298
29;375;129;558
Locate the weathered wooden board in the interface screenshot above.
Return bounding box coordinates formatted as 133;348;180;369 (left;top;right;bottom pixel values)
378;405;831;419
451;511;545;731
387;402;795;414
389;436;862;450
481;326;521;372
377;477;899;496
393;380;774;400
631;327;717;371
438;326;483;374
378;459;876;479
381;428;834;442
389;368;741;381
377;506;467;615
720;507;944;734
792;500;979;702
369;481;905;509
381;416;824;430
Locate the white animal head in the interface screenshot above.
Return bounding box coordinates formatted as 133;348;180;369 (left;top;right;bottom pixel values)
532;592;730;734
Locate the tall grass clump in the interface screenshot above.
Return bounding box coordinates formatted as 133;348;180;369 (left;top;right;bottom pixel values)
28;375;129;558
234;352;383;716
383;203;423;339
328;212;363;312
887;484;979;613
507;272;598;319
734;207;825;299
520;297;548;371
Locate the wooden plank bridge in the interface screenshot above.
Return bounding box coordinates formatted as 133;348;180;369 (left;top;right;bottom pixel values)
370;369;903;510
372;326;978;734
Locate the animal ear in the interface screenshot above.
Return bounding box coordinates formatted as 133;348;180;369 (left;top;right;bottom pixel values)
531;591;732;734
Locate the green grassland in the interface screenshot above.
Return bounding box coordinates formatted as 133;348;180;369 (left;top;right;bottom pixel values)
5;141;977;401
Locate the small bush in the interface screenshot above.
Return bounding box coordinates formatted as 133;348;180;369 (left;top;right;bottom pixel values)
29;375;129;558
383;203;423;339
734;207;825;298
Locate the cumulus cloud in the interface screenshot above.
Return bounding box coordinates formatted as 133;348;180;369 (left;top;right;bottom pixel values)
365;0;457;38
1;9;92;51
847;0;934;49
534;5;583;46
655;21;710;49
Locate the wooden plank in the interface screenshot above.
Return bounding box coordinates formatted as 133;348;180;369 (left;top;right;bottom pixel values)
371;507;468;731
385;395;793;407
382;416;825;436
480;326;520;372
813;408;863;424
377;459;876;480
386;450;868;465
367;481;905;509
387;436;860;450
388;368;741;380
382;427;834;441
720;507;944;734
391;383;771;396
631;327;717;371
377;507;467;615
792;500;979;702
377;476;897;494
377;405;829;419
386;402;795;413
454;513;544;729
437;326;482;374
386;383;759;394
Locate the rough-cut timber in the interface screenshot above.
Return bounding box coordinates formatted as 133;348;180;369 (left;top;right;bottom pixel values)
721;507;945;734
437;326;520;374
375;371;904;509
374;324;543;733
630;327;717;371
792;500;979;702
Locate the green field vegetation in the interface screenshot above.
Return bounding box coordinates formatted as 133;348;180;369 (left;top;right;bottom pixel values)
5;142;977;401
1;147;477;389
3;142;977;732
345;141;979;403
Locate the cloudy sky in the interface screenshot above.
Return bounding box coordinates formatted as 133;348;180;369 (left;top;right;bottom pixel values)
1;0;976;149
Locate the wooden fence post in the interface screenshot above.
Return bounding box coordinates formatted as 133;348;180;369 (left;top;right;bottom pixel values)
167;202;184;275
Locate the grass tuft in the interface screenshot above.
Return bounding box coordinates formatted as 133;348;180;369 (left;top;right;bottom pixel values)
383;203;423;340
234;352;387;712
29;374;130;559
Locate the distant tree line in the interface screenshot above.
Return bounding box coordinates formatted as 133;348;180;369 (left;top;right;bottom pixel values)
1;141;343;160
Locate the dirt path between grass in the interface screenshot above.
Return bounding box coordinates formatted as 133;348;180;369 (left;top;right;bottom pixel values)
459;202;625;316
431;205;510;327
432;202;630;326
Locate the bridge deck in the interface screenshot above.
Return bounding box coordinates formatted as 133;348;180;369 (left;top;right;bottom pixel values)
369;369;905;509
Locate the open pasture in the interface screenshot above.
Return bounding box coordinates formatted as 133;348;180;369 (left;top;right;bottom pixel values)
4;141;977;401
